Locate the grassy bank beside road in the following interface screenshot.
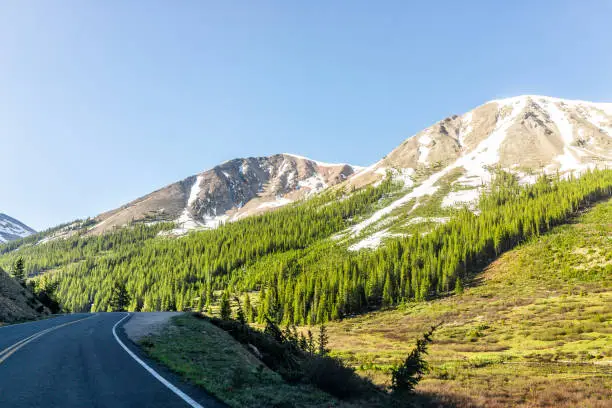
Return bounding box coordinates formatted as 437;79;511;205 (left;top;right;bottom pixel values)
139;314;350;408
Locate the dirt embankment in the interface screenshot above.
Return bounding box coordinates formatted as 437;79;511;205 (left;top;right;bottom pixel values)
0;267;48;325
122;312;183;341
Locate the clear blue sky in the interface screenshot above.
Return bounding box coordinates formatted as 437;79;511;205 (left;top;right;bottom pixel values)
2;1;611;230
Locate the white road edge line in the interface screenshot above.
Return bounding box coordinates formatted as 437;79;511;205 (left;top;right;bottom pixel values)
112;313;204;408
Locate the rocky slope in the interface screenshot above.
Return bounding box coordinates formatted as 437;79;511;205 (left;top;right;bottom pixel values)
0;213;36;243
0;266;48;324
344;95;612;249
92;153;358;234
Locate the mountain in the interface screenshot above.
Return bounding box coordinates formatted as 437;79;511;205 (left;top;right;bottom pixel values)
0;94;609;406
353;95;611;183
5;95;611;245
91;153;358;235
343;95;612;249
0;214;36;243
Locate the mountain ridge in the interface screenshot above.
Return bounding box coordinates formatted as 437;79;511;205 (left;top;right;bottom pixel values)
93;95;611;238
8;94;612;243
90;153;358;235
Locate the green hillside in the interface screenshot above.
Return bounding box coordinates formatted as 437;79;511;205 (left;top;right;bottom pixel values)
326;196;612;407
0;169;611;328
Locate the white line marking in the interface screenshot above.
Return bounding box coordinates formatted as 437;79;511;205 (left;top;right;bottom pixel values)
112;313;204;408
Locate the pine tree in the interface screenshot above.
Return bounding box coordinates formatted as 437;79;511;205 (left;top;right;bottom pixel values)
243;293;254;322
205;279;213;313
219;291;231;320
12;257;25;285
382;272;395;307
318;324;329;356
454;277;464;295
391;324;438;394
307;329;316;354
195;292;203;312
234;296;246;325
298;332;308;352
109;281;130;312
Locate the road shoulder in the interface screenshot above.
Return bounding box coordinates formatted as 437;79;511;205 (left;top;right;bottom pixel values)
116;312;226;408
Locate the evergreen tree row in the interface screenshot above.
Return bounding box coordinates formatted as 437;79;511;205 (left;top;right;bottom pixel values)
1;170;610;323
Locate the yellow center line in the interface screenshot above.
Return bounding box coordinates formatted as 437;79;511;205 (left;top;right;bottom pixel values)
0;314;97;364
0;329;52;358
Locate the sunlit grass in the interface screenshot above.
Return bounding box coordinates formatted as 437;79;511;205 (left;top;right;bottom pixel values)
325;197;612;407
140;314;344;408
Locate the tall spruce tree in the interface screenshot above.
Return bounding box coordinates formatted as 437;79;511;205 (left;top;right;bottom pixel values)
219;291;231;320
318;325;329;356
109;281;130;312
12;257;25;285
243;293;254;322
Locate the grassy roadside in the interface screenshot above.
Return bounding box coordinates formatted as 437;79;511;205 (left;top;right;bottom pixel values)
139;314;353;408
325;197;612;407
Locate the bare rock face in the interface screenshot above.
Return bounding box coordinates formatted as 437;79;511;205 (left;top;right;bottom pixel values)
91;153;357;234
350;95;612;188
0;214;36;243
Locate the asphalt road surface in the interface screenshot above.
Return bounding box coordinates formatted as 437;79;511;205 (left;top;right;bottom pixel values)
0;313;223;408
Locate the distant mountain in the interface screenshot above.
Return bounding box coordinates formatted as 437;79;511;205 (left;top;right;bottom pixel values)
0;214;36;243
91;153;358;234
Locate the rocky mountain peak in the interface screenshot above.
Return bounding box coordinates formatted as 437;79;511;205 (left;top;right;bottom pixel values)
91;153;358;234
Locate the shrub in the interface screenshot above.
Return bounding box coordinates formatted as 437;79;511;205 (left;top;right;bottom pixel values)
301;355;369;399
391;324;439;394
206;315;381;400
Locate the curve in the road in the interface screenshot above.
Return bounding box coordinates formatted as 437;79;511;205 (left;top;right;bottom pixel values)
0;315;95;363
0;313;223;408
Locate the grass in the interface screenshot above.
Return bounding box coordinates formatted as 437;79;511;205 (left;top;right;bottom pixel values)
324;197;612;407
140;314;355;408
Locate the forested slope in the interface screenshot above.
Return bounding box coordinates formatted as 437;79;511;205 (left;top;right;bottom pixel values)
1;170;611;323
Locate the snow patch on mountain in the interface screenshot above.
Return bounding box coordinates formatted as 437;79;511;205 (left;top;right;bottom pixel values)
458;112;473;147
258;197;293;209
351;97;527;236
348;228;404;251
543;99;582;172
406;216;450;225
418;131;433;164
176;175;205;231
0;214;36;243
298;174;328;194
441;189;480;208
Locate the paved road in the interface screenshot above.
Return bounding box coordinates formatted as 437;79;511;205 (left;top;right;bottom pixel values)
0;313;223;408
